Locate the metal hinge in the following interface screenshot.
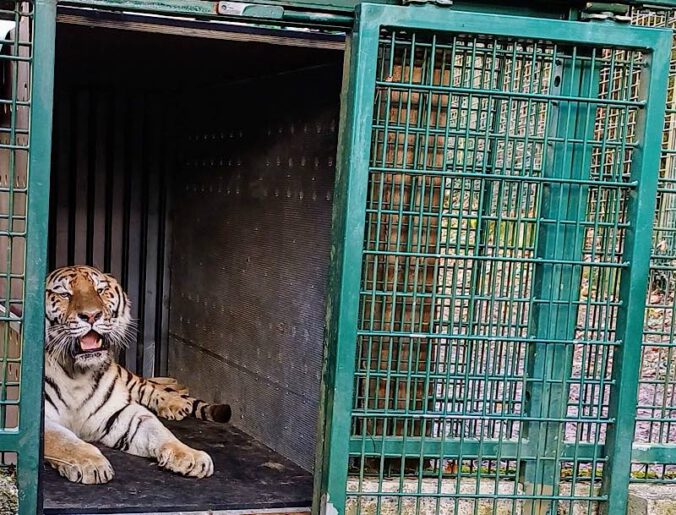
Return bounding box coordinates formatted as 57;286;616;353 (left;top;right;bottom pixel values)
580;2;631;23
217;1;284;19
402;0;453;6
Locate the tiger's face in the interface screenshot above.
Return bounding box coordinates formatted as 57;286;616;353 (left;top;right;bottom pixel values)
45;266;132;371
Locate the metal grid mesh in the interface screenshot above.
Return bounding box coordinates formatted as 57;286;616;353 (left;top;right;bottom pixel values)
0;1;33;437
630;8;676;482
348;28;647;513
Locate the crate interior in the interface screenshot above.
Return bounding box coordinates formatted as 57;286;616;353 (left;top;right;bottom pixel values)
44;17;343;514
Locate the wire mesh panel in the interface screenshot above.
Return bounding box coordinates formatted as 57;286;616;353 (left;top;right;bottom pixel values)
320;5;670;514
0;1;55;514
630;7;676;483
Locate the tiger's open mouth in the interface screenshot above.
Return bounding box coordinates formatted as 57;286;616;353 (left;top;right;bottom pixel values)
75;330;108;355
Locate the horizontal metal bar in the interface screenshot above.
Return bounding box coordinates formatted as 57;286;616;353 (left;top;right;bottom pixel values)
361;250;629;267
369;167;638;188
376;80;645;108
0;431;20;448
59;0;352;26
57;6;346;50
632;444;676;464
349;438;676;465
356;330;621;347
352;412;614;424
360;3;670;50
359;291;623;308
348;437;605;461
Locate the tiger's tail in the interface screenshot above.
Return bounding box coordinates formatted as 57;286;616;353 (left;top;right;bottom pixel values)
190;399;232;423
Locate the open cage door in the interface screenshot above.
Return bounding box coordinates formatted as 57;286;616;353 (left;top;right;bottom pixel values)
318;4;671;514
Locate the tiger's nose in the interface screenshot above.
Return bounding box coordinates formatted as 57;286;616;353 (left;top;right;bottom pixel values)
78;310;102;324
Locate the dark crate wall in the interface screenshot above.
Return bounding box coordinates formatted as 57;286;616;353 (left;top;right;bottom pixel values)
49;87;174;375
49;24;342;379
168;65;341;471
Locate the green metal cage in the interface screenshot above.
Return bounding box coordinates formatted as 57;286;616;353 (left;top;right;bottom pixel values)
3;0;676;514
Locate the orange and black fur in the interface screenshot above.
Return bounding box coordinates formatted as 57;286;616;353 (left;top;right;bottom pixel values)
43;265;230;484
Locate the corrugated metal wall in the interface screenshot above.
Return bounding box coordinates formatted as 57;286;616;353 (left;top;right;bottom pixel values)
168;64;341;471
49;86;173;375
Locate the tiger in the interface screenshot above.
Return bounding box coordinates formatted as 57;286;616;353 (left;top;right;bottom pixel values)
43;265;231;484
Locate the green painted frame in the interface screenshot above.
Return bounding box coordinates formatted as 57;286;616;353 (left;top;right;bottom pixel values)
316;4;672;514
0;1;56;514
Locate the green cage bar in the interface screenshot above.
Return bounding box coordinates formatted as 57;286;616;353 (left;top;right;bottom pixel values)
519;47;601;515
630;6;676;483
0;1;55;514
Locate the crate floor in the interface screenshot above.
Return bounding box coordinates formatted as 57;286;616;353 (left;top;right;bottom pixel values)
42;418;313;514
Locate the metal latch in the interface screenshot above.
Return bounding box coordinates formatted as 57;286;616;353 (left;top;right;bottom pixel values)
217;1;284;19
580;2;631;23
402;0;453;6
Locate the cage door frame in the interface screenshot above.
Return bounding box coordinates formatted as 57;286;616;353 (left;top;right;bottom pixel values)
316;4;671;514
0;1;57;514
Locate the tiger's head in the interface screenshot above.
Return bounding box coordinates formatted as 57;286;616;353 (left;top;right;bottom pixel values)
45;265;132;371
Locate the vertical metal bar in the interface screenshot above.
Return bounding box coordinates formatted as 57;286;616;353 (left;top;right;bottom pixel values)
156;91;171;376
18;1;55;513
53;89;70;269
92;91;108;269
85;88;96;265
141;95;158;376
103;90;115;274
315;6;380;513
601;32;671;515
520;49;599;515
155;91;172;375
73;89;88;264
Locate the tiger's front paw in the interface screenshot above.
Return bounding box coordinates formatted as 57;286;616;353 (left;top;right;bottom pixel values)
47;446;114;484
156;395;193;421
157;442;213;478
147;376;190;396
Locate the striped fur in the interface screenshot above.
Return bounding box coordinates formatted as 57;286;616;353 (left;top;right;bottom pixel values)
44;265;231;484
